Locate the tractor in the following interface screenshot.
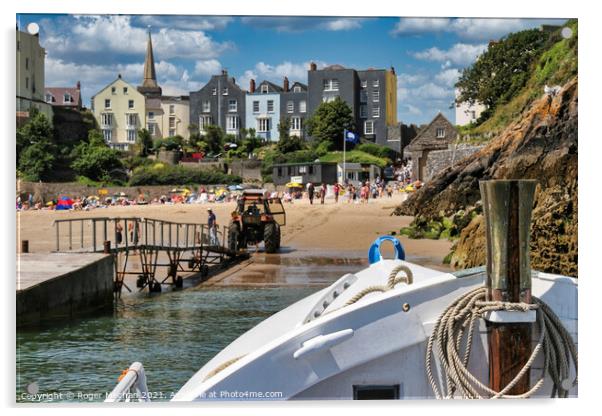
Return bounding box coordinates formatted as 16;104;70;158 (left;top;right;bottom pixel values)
228;189;286;253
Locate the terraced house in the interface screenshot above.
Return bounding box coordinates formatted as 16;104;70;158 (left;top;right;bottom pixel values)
307;62;398;150
190;69;246;138
245;79;281;141
279;77;308;138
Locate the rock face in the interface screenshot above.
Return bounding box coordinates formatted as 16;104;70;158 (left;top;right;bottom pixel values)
395;78;578;277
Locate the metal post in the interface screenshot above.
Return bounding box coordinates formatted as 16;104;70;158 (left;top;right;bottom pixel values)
80;220;84;248
92;220;97;252
103;219;108;243
104;240;111;254
56;222;60;252
21;240;29;253
69;220;73;250
480;179;537;395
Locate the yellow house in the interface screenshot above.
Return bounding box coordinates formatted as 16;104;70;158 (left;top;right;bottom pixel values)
145;96;190;140
16;28;53;123
91;75;146;150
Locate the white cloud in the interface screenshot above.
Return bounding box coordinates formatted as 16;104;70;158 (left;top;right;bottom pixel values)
44;15;233;62
237;60;328;88
412;83;450;100
397;73;428;86
240;16;364;32
135;15;233;31
194;59;222;76
391;17;566;40
413;43;487;66
435;68;461;87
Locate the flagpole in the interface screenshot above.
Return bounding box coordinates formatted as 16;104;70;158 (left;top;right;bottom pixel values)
343;129;346;185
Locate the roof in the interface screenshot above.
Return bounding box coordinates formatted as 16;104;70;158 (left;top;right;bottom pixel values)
322;64;346;71
91;76;140;100
288;81;308;92
406;112;458;152
257;80;283;92
44;87;81;107
272;162;337;168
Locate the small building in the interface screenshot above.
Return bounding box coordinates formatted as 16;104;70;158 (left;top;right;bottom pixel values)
455;88;486;126
44;82;83;110
338;163;381;186
406;112;458;182
245;80;281;142
271;162;338;186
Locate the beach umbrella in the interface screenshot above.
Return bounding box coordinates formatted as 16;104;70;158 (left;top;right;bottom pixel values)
286;182;303;188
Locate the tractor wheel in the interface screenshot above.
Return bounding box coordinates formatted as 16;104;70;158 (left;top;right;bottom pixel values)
228;222;240;252
275;224;281;249
264;222;279;253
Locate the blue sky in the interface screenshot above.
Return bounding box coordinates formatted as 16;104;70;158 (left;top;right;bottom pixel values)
16;14;567;124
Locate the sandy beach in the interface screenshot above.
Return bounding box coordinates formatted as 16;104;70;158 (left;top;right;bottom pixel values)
16;193;453;287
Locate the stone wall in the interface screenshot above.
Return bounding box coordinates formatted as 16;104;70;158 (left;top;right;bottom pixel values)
423;144;484;182
228;159;263;181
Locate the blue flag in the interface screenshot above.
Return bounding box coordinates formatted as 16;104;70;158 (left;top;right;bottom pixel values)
344;129;360;144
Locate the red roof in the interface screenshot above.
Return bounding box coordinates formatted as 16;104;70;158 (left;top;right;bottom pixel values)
44;87;81;107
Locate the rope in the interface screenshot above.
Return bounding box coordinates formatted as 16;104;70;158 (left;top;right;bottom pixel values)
425;287;578;399
344;264;413;306
203;355;245;382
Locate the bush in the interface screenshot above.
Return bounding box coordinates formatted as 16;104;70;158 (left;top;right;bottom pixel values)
356;143;393;159
71;131;123;181
129;165;241;186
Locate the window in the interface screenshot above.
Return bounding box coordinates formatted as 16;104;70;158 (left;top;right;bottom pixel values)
169;129;176;137
364;120;374;135
45;94;54;103
309;165;314;174
125;113;136;127
222;87;228;95
253;101;259;113
287;101;294;113
101;113;113;126
277;167;282;176
470;110;476;120
258;118;270;132
111;86;116;94
25;77;29;89
372;90;380;102
353;385;399;400
361;80;367;88
290;117;302;131
360;105;367;118
128;100;134;109
25;58;29;70
169;117;176;128
293;85;302;93
322;95;337;103
199;115;212;133
148;111;154;120
202;100;211;113
228;99;237;112
372;106;380;118
226;115;239;131
323;79;339;91
169;104;175;114
261;84;269;93
436;128;446;138
123;87;128;94
127;129;136;142
360;90;367;103
147;123;156;135
299;101;307;113
299;166;307;174
104;99;111;109
211;88;217;96
102;129;112;142
267;100;274;113
373;80;380;88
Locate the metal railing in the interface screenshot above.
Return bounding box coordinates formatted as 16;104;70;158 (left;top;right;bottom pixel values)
105;362;150;402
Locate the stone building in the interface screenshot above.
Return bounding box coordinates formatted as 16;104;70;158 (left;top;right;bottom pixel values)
307;63;398;150
455;88;486;126
279;79;308;138
16;26;53;124
406;112;458;182
44;82;83;110
190;69;246;138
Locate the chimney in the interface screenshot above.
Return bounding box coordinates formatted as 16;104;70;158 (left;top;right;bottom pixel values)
283;77;289;92
118;73;122;79
221;69;228;76
249;79;256;93
390;66;396;75
76;81;81;90
309;62;317;71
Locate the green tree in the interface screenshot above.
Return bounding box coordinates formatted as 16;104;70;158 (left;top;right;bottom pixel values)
306;97;355;150
71;130;123;181
17;109;57;180
455;29;548;119
136;128;153;157
277;118;307;153
202;125;225;155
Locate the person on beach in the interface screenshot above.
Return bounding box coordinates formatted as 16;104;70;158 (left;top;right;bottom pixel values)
333;183;340;203
207;208;217;246
320;183;327;204
115;220;123;246
307;182;315;205
128;220;140;252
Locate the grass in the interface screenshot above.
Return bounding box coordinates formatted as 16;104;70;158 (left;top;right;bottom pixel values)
319;150;390;168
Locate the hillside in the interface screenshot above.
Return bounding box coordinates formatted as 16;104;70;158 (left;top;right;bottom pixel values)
395;77;577;276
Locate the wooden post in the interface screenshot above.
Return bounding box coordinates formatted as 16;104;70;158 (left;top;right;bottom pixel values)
21;240;29;253
104;240;111;254
480;180;537;395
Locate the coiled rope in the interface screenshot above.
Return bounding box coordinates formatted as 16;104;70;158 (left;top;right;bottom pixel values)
425;286;578;399
344;264;413;306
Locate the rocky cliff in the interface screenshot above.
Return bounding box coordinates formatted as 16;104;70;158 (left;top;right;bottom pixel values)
394;78;577;277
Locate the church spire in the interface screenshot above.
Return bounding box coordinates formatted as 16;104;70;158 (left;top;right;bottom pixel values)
138;27;162;97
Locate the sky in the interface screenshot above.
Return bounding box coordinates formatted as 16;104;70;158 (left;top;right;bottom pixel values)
16;14;567;125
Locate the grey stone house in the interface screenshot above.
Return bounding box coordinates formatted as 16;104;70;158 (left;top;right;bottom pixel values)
190;69;246;138
405;112;458;181
307;63;398;151
279;79;308;138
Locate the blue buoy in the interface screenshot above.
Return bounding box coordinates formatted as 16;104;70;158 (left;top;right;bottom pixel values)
368;236;406;264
